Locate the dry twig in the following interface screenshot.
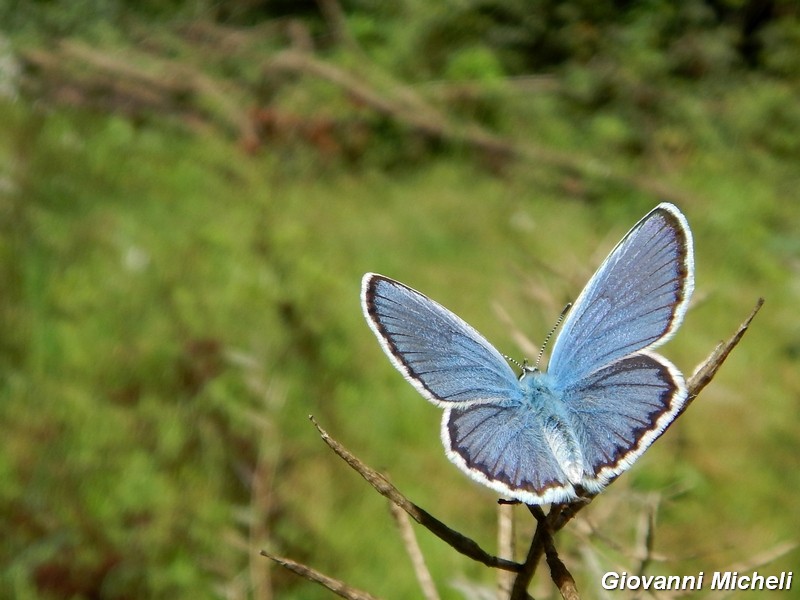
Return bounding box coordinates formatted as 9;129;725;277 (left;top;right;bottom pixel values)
310;416;522;573
263;50;699;205
497;502;516;599
389;502;441;600
21;30;705;207
260;552;382;600
265;298;764;599
685;297;764;406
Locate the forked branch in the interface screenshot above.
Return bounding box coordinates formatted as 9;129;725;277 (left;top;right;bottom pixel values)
265;298;764;599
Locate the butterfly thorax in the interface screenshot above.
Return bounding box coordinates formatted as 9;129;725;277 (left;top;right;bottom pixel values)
518;370;585;485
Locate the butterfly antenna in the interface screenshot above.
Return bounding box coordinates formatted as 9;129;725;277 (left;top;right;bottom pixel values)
535;302;572;369
504;354;524;370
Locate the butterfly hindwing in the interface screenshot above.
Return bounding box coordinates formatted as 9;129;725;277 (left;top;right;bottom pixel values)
442;403;578;505
559;352;687;490
362;274;522;406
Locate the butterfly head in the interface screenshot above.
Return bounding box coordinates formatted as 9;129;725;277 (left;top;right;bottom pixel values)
519;362;539;381
504;354;540;380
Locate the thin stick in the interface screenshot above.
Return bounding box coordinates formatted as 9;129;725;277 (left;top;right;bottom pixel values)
509;505;556;599
720;540;797;577
260;551;382;600
389;502;441;600
309;416;522;573
686;298;764;403
704;541;797;600
263;51;698;206
543;538;580;600
633;493;659;578
497;502;516;599
249;447;274;600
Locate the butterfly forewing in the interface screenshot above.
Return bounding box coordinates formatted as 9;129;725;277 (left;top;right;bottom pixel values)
362;274;522;406
547;204;694;388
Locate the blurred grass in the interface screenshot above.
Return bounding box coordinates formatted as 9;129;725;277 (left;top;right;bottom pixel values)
1;6;800;599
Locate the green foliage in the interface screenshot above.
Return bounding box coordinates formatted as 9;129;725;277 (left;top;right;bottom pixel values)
759;15;800;76
735;81;800;158
443;45;505;82
1;2;800;599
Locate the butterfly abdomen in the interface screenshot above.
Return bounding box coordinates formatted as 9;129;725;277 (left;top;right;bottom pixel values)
521;372;585;485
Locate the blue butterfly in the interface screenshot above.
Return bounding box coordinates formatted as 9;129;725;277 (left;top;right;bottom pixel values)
361;203;694;505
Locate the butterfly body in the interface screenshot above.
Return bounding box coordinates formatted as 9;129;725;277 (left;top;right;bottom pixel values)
362;203;694;505
520;370;586;482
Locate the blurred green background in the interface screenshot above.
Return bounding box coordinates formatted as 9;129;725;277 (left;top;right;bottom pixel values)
1;1;799;598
